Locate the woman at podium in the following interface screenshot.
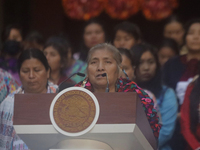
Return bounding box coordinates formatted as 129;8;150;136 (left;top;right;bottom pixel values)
75;43;161;139
0;49;57;150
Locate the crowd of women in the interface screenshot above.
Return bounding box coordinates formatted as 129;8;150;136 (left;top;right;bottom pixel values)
0;14;200;150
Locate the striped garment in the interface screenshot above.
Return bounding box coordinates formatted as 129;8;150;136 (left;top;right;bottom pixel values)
0;84;57;150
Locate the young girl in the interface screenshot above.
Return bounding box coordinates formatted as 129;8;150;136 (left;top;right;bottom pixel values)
73;19;106;62
131;43;178;150
113;21;142;50
43;36;73;85
158;38;179;67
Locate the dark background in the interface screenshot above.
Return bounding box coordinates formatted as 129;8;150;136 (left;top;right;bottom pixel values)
1;0;200;53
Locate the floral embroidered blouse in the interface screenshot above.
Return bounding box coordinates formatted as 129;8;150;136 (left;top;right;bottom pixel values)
75;77;161;138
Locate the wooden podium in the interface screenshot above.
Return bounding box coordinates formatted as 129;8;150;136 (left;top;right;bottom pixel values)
13;92;157;150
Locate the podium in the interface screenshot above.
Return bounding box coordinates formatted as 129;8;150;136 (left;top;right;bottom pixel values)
13;92;157;150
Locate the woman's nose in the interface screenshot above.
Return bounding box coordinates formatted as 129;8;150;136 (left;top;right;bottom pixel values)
143;63;149;70
91;32;97;39
97;62;105;71
119;40;125;47
170;32;177;39
46;54;50;61
29;70;35;78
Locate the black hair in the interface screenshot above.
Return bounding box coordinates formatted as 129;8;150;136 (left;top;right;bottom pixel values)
189;61;200;136
164;15;183;27
83;19;106;34
44;36;70;71
1;40;22;57
183;18;200;45
113;21;142;42
1;24;23;43
164;15;184;33
130;43;162;98
79;18;107;62
158;38;179;55
163;15;185;47
118;48;134;66
25;30;44;46
18;48;49;74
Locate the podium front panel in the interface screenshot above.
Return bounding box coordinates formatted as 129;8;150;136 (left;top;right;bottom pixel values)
14;92;157;150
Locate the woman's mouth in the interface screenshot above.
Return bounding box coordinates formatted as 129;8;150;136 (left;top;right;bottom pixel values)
96;74;106;78
142;73;152;78
28;82;37;86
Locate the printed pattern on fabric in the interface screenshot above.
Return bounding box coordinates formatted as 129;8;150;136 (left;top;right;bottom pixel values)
0;84;57;150
0;69;20;104
75;77;161;138
0;58;21;85
0;79;7;104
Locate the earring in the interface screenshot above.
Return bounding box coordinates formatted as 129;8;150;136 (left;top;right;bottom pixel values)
81;77;88;88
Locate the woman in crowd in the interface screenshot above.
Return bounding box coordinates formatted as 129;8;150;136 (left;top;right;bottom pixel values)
131;43;178;150
118;48;135;80
181;73;200;150
43;36;74;85
75;43;161;138
163;15;185;49
0;40;23;84
113;21;142;50
163;18;200;106
163;18;200;150
44;36;86;84
0;48;57;150
73;19;106;62
158;38;179;67
22;30;44;51
119;48;157;107
1;24;23;43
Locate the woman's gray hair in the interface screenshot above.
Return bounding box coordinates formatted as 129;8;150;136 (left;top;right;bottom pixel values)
87;43;122;67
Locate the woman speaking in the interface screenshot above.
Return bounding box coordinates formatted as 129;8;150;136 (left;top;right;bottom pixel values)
75;43;161;138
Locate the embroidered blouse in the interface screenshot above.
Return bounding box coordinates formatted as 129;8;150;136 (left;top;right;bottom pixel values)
0;68;20;104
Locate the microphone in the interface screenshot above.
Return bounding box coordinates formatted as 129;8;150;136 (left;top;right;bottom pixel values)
102;73;109;92
76;72;85;77
57;72;85;93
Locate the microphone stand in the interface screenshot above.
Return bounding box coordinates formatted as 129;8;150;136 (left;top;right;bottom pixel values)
57;72;85;93
102;73;109;92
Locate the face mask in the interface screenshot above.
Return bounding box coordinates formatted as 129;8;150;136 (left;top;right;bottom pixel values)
3;40;21;56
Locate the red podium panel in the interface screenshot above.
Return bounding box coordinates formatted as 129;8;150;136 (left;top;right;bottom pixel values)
14;92;157;150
